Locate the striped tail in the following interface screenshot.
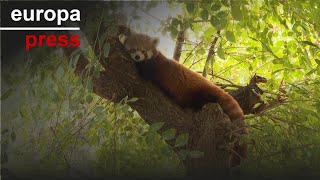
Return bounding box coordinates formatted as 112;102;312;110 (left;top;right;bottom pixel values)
217;91;244;122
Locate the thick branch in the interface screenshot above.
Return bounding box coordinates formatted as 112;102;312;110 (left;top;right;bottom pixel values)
173;29;186;62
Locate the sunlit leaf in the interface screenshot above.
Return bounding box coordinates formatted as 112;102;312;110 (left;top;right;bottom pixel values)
217;46;225;59
231;1;242;21
226;31;236;42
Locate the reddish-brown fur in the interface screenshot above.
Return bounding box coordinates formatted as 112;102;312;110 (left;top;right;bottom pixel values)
137;52;244;122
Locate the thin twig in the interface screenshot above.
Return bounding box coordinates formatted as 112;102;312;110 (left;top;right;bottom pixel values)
183;41;203;65
203;30;221;77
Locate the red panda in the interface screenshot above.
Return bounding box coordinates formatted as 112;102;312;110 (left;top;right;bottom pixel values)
122;32;244;122
121;31;247;165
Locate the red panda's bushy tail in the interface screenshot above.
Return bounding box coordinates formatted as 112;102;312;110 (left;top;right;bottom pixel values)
215;89;244;122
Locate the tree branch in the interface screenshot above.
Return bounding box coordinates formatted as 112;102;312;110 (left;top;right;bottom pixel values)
173;29;186;62
202;30;221;78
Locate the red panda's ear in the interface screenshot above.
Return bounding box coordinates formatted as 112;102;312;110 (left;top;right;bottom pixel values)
152;38;159;46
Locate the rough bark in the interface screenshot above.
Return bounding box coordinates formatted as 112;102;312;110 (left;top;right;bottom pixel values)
64;26;262;177
173;29;186;62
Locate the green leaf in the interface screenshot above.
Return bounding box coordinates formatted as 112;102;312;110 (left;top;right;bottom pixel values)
226;31;236;42
210;16;220;29
88;47;95;60
178;149;188;160
203;27;215;37
171;18;181;27
120;104;130;113
186;3;195;14
96;113;105;122
253;103;262;109
175;133;189;147
86;79;93;93
197;48;206;55
170;26;179;39
55;65;64;79
210;11;228;30
1;88;13;100
210;16;222;30
216;11;227;19
70;48;81;57
86;95;93;103
211;3;222;11
93;66;101;78
94;106;105;114
10;132;16;142
150;122;164;131
99;32;109;48
315;59;320;65
103;42;111;58
200;9;209;21
217;46;225;59
127;97;138;102
221;0;230;6
188;150;204;158
70;53;81;68
231;1;242;21
162;128;176;140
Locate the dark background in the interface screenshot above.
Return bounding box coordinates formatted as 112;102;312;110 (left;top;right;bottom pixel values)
1;1;94;65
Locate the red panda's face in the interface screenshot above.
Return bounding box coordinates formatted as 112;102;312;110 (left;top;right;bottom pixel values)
122;33;159;62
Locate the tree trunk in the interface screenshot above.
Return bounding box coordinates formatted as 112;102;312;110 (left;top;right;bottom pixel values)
173;29;186;62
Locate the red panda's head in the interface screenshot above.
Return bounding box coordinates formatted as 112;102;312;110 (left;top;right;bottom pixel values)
121;32;159;62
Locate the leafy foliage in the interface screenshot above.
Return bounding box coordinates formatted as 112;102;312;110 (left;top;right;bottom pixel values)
1;52;183;178
161;0;320;177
